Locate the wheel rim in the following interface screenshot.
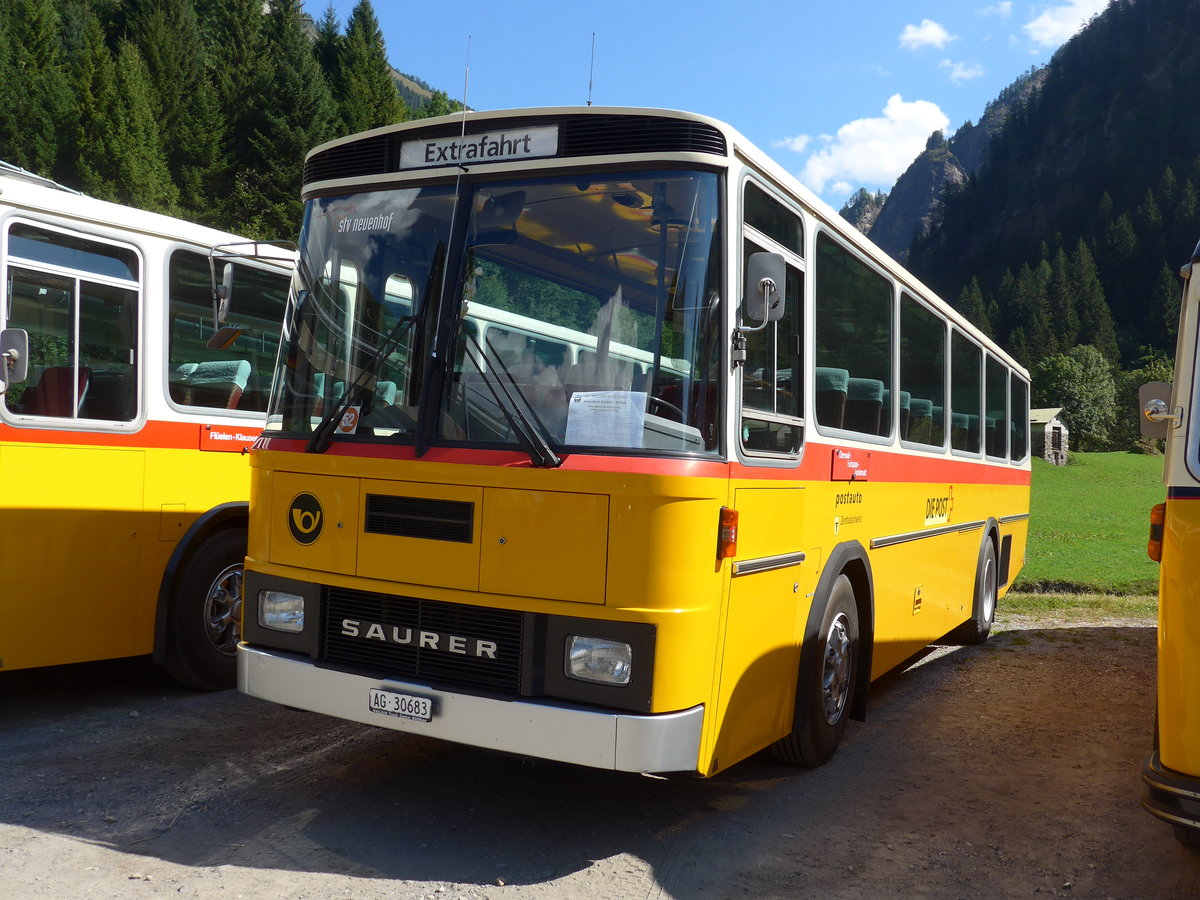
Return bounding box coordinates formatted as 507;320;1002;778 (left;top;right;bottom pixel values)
821;612;853;725
204;563;243;656
981;554;997;623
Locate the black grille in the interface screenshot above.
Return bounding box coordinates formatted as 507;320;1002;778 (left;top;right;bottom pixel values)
304;133;397;185
559;116;726;157
365;494;474;542
303;114;727;186
321;588;524;694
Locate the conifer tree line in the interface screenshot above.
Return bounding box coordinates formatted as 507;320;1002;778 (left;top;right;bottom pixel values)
0;0;460;240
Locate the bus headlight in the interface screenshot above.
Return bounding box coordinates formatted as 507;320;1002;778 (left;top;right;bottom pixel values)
566;635;632;685
260;590;305;633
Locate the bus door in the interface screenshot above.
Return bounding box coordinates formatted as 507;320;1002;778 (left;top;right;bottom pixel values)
711;207;810;767
0;222;144;669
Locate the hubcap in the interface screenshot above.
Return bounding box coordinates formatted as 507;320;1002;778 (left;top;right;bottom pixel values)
821;612;853;725
205;563;244;656
981;556;997;623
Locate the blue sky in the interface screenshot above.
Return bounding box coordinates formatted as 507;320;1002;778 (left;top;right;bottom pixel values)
306;1;1106;207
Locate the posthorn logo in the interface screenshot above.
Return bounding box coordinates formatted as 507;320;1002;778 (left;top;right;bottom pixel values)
288;493;323;544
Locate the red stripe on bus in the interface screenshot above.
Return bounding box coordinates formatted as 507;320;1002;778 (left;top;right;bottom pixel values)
253;435;1030;485
0;420;258;451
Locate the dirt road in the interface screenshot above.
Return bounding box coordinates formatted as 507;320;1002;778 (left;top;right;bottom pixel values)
3;612;1199;899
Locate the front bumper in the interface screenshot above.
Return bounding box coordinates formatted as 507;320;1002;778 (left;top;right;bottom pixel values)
1142;749;1200;833
238;644;705;774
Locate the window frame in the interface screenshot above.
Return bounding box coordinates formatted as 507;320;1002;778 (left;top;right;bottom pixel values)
736;175;807;463
2;217;144;430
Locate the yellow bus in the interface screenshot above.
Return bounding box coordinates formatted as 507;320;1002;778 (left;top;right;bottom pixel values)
1140;240;1200;844
0;162;291;690
237;107;1031;775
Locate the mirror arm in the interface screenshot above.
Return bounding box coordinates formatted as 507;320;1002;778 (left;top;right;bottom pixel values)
1144;398;1182;428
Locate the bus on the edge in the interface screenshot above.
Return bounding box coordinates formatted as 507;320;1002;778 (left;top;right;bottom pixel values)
0;162;291;690
1140;238;1200;843
237;107;1031;776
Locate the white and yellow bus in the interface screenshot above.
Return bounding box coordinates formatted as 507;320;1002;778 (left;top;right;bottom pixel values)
0;162;291;690
237;107;1031;775
1140;240;1200;843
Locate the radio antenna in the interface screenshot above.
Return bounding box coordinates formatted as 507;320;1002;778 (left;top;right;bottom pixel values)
460;35;472;127
587;32;596;106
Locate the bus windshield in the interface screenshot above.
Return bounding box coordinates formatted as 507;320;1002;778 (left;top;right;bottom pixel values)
271;169;723;457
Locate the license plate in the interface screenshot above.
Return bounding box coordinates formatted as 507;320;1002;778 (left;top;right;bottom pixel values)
368;688;433;722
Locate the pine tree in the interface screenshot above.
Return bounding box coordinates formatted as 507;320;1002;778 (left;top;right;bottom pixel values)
337;0;405;133
229;0;338;237
958;278;991;337
108;40;180;212
1157;262;1183;340
130;0;221;214
73;12;120;198
1;0;73;177
1048;246;1079;349
1070;240;1119;364
1012;262;1057;361
313;4;342;90
195;0;271;216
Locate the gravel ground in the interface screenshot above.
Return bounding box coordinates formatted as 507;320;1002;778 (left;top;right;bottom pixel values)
2;607;1198;899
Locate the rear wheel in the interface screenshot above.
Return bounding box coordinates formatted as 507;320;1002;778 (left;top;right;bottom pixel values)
771;574;859;767
948;537;998;645
161;527;246;691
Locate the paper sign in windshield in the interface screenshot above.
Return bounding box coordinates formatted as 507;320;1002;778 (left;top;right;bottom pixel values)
565;391;647;448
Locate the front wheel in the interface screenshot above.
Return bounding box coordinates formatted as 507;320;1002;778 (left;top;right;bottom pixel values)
161;527;247;691
771;574;860;767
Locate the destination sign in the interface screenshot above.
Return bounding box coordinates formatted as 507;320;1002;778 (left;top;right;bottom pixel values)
400;125;559;169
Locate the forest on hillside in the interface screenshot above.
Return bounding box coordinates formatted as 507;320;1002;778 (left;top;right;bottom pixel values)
903;0;1200;450
0;0;460;240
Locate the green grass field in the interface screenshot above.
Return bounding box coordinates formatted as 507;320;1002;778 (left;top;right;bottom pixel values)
1013;451;1165;596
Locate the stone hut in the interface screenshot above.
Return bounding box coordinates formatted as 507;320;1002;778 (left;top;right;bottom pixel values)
1030;407;1069;465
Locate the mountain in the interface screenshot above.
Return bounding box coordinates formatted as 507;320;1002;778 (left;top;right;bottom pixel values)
840;188;887;234
865;131;966;262
843;67;1047;263
906;0;1200;364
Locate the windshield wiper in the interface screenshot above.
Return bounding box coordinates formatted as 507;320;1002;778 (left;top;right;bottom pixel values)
461;327;562;468
306;314;419;453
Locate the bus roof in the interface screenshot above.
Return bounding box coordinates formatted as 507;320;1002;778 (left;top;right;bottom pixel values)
0;163;295;265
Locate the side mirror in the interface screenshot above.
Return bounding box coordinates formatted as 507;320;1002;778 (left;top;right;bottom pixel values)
214;262;234;325
1139;381;1177;439
0;328;29;392
743;252;786;331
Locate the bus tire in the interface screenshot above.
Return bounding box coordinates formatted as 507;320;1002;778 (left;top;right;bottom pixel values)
161;527;246;691
948;536;998;645
771;574;859;767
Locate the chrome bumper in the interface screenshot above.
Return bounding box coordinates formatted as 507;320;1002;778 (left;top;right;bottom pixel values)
238;644;705;774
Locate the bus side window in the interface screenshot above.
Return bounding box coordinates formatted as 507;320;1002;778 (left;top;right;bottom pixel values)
1011;377;1030;461
985;354;1008;458
900;293;947;447
951;330;983;454
814;233;893;436
3;224;140;423
167;249;287;413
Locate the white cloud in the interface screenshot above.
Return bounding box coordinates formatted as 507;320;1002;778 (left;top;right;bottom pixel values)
1023;0;1107;48
980;2;1012;16
772;134;812;154
798;94;950;197
940;59;985;83
899;19;957;51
